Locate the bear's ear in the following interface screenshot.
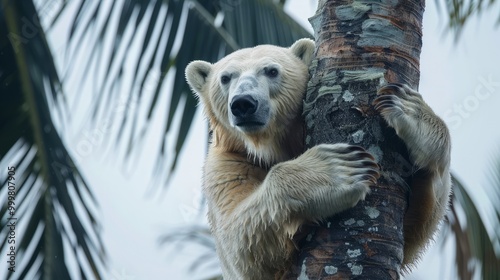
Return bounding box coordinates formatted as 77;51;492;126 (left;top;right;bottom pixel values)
289;38;315;66
185;60;213;95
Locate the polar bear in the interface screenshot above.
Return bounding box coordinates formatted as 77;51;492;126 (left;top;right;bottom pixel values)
185;38;451;279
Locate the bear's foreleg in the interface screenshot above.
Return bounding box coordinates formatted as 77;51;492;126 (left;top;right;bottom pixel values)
209;144;380;279
373;83;452;264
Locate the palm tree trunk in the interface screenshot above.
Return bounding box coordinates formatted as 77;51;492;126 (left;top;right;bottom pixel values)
284;0;424;278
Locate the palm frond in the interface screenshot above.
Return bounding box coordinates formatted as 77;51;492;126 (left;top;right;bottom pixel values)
487;152;500;243
62;0;311;185
0;1;104;278
446;172;500;280
160;224;221;279
436;0;500;37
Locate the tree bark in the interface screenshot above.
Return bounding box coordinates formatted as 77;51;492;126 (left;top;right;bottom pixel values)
285;0;424;278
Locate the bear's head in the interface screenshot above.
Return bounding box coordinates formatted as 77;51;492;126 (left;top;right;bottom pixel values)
186;38;315;165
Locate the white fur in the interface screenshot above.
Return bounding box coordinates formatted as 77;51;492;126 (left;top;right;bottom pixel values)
185;39;451;279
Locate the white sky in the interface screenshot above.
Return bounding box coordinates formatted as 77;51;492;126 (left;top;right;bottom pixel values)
43;0;500;279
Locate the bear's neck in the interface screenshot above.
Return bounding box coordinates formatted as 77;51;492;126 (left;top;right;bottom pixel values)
212;121;304;169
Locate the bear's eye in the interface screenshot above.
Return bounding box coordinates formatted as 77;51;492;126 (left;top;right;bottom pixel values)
265;67;279;78
221;75;231;85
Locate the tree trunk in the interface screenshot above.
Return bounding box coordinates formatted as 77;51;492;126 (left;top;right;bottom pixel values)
285;0;424;278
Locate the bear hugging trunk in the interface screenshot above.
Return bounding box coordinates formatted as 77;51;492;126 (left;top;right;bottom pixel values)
185;39;451;280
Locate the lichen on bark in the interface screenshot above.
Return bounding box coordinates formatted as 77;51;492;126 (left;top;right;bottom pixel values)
284;0;425;278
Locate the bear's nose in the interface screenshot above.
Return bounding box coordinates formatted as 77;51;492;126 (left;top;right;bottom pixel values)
230;95;258;117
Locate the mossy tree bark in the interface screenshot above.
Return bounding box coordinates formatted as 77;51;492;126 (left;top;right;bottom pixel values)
284;0;424;278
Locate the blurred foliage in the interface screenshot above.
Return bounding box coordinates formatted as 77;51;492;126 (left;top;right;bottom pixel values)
446;172;500;279
62;0;311;184
436;0;500;37
0;0;103;278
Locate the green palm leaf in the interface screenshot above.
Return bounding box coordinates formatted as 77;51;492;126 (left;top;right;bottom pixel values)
63;0;311;184
436;0;500;37
0;1;104;278
446;169;500;279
